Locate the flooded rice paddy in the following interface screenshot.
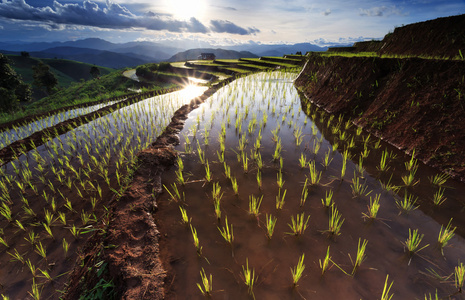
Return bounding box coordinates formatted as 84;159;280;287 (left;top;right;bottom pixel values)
0;86;206;299
156;72;465;299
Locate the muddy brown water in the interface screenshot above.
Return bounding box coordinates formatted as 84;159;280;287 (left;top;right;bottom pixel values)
0;87;207;299
156;72;465;299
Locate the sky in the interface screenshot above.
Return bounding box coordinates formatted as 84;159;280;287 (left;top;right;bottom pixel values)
0;0;463;46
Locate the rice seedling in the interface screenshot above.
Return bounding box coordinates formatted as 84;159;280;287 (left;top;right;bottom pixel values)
311;140;321;156
396;193;418;214
377;149;390;172
213;198;222;221
190;225;202;256
403;228;429;258
319;246;332;275
432;187;447;206
455;261;465;293
69;224;81;239
249;195;263;217
405;149;418;172
272;138;282;161
321;190;334;208
380;175;400;194
401;168;419;187
43;223;54;240
294;126;304;146
0;202;13;222
381;275;394;300
362;194;382;220
62;238;69;258
197;268;213;297
204;160;213;182
290;254;305;287
35;241;47;260
26;259;37;278
350;174;372;197
428;173;450;187
424;291;439;300
287;212;310;236
231;177;239;196
174;166;185;185
28;278;42;300
238;135;247;153
217;149;225;163
223;162;231;179
350;238;368;275
242;152;249;173
164;183;184;202
179;206;190;225
8;248;26;264
325;205;344;237
241;258;256;297
298;153;308;169
265;214;277;239
374;139;382;149
218;216;234;245
197;143;205;165
276;170;285;189
256;152;264;170
276;188;287;210
361;146;370;159
438;218;456;254
322;150;333;169
300;183;309;207
340;150;349;180
308;161;322;186
0;236;8;248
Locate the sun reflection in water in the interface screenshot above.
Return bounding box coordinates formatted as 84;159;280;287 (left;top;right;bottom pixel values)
178;84;208;100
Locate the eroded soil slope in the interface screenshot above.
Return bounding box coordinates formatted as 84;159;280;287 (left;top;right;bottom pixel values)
378;14;465;58
295;54;465;180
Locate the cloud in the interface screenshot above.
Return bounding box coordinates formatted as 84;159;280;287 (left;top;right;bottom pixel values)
321;9;331;16
359;6;404;17
211;5;237;11
210;20;260;35
0;0;255;35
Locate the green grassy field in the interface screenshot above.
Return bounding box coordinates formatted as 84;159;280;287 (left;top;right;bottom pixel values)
6;55;114;88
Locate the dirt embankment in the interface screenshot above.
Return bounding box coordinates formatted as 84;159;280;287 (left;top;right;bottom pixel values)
64;77;236;299
295;54;465;180
378;14;465;58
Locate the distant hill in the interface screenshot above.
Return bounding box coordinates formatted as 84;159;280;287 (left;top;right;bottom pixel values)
0;38;182;63
224;43;327;57
168;49;258;62
26;47;150;69
4;54;114;99
0;38;330;67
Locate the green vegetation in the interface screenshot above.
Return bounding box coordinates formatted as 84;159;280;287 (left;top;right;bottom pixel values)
0;68;174;124
0;54;32;113
6;54;113;90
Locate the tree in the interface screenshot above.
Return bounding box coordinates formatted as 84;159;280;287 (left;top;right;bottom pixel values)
90;66;100;79
20;51;30;58
0;53;32;112
33;62;58;95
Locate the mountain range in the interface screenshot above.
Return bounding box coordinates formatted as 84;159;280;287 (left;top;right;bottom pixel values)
0;38;329;69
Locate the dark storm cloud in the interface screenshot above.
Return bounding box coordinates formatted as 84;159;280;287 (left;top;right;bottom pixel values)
0;0;254;35
210;20;260;35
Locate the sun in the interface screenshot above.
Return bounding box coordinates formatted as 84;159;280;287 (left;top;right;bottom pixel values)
165;0;206;20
